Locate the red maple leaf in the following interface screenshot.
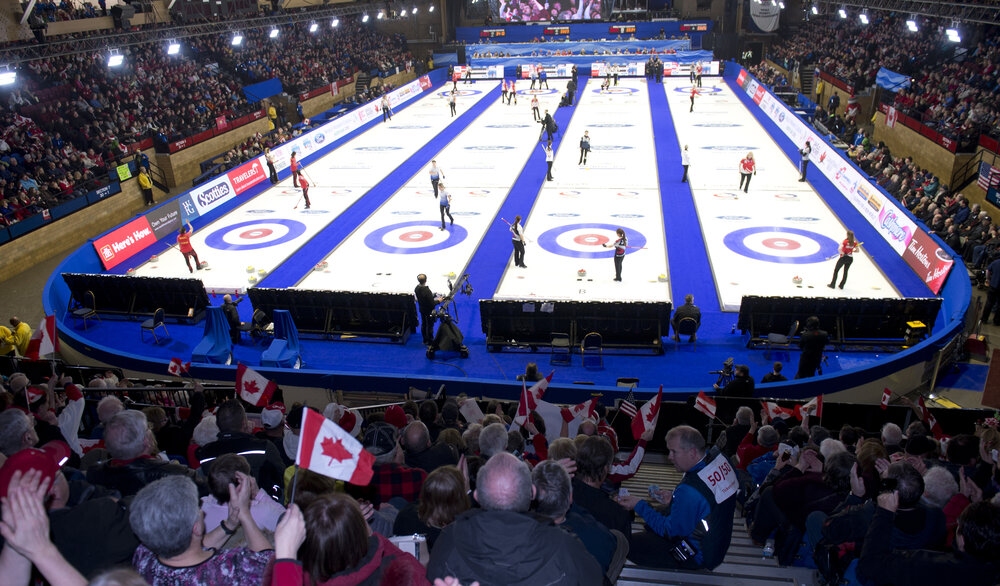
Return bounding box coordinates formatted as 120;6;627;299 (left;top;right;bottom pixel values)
321;436;353;464
243;379;260;396
645;403;658;423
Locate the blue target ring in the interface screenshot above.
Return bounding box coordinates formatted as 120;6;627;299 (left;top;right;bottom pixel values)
723;227;838;264
537;223;647;259
204;219;306;251
592;87;638;95
438;89;482;97
365;221;467;254
674;86;723;94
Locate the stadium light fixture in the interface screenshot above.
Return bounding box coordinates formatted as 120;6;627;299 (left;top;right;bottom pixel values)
377;9;384;19
331;17;339;27
362;12;369;22
777;1;784;8
946;27;961;42
400;8;406;16
859;12;868;24
0;69;15;86
810;5;817;15
107;50;124;67
231;32;243;46
412;5;418;13
167;39;180;55
429;4;434;12
309;21;318;32
269;27;279;38
906;19;917;32
838;7;846;18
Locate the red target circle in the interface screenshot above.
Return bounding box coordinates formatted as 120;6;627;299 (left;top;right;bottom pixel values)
239;228;274;239
399;230;434;242
761;237;801;250
574;233;609;246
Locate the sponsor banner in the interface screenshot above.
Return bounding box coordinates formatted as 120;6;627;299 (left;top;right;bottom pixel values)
740;66;949;293
590;60;721;78
146;200;183;240
188;175;235;216
93;216;157;270
902;228;954;295
226;157;267;196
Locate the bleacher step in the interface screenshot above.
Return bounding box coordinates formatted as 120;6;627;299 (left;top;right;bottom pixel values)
615;455;818;586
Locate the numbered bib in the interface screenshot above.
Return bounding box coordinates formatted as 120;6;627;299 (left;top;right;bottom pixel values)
696;454;738;503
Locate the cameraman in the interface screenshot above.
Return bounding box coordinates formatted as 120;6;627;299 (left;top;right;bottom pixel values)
222;294;244;344
715;363;755;398
414;274;441;346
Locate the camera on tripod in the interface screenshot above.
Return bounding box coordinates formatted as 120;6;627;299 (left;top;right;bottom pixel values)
709;357;734;377
710;357;735;388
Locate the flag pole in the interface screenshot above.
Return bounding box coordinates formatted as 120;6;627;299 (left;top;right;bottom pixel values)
287;465;300;506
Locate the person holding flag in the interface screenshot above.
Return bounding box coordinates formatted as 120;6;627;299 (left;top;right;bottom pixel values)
268;493;429;586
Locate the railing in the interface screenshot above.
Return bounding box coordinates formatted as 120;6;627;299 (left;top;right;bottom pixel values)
157;108;267;154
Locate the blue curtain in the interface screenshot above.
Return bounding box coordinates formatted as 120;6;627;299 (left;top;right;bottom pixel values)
261;309;301;368
192;306;232;364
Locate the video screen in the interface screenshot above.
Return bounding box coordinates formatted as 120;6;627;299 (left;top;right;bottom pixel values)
491;0;607;23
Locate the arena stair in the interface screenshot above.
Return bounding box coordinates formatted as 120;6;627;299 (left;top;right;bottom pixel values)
618;456;818;586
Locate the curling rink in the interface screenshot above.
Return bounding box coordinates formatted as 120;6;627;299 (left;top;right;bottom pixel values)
128;74;901;311
664;77;899;311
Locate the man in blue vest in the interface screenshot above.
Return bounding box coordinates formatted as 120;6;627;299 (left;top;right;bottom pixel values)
617;425;738;570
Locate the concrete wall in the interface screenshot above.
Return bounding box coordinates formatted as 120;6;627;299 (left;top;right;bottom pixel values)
154;116;271;189
872;111;979;202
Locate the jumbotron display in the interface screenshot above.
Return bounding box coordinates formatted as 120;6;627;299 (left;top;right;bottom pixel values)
493;0;608;23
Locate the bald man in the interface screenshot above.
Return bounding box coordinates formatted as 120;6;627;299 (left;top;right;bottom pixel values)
427;452;602;585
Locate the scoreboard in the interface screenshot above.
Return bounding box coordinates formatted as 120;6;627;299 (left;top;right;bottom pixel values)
679;23;708;32
543;26;570;35
609;25;635;34
480;28;506;37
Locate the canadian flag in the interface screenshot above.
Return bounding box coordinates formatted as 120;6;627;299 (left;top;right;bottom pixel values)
917;396;946;439
296;408;374;485
24;316;58;361
236;364;277;407
694;391;717;419
513;372;553;427
167;357;190;377
561;397;598;422
796;394;823;420
25;386;46;404
631;385;664;440
761;401;796;420
880;388;892;410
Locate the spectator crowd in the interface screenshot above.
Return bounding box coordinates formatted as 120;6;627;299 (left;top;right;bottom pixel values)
0;370;999;585
0;16;412;226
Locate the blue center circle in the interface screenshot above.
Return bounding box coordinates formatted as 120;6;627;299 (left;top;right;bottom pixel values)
537;223;647;259
204;219;306;251
723;227;838;263
365;221;467;254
